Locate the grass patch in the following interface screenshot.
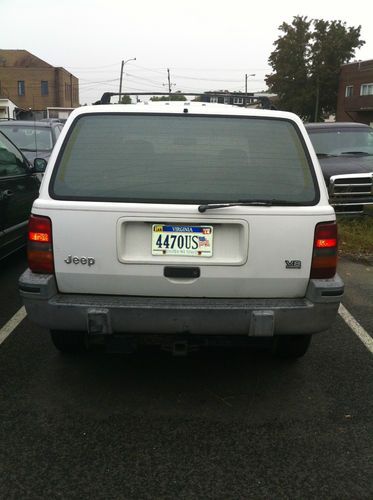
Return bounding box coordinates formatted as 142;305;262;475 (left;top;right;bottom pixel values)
338;210;373;260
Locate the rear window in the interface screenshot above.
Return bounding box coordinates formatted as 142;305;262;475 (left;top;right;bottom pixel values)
51;113;317;204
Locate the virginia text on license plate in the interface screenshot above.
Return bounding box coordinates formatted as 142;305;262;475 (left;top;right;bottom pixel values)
152;225;213;257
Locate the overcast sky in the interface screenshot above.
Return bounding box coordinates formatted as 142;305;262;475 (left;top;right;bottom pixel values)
2;0;372;104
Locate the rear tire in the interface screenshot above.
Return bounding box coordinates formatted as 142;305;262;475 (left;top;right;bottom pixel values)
272;334;311;359
50;330;87;354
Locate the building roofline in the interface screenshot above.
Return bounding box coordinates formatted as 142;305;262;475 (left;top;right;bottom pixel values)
0;49;54;68
341;59;373;67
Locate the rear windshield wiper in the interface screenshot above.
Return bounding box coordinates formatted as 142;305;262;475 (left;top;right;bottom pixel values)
198;200;297;213
316;153;337;158
340;151;372;156
21;147;50;152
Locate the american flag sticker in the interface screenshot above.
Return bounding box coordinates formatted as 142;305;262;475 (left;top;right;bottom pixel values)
198;236;210;247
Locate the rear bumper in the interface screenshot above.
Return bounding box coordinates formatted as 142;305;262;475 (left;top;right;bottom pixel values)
19;270;344;337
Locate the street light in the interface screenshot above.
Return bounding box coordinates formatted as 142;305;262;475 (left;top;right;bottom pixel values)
245;73;256;107
245;73;256;95
118;57;136;103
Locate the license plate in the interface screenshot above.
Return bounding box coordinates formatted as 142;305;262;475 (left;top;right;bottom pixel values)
152;225;213;257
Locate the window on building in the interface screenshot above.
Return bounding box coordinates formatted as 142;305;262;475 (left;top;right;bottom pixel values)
360;83;373;96
210;96;218;103
345;85;353;97
233;97;243;104
224;97;230;104
17;81;25;96
41;81;49;96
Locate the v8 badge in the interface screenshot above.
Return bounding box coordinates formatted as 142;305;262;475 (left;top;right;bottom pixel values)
285;260;302;269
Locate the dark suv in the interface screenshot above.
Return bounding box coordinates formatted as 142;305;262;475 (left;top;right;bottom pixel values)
0;131;41;259
305;122;373;214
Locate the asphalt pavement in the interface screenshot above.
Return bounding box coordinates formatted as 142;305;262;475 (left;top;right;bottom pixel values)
0;251;372;499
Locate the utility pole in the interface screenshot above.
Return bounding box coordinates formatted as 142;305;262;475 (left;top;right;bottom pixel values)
163;68;176;96
167;68;171;93
245;73;256;104
118;58;136;103
118;61;124;103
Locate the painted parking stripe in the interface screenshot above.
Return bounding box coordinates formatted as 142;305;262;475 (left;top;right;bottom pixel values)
339;303;373;354
0;306;27;346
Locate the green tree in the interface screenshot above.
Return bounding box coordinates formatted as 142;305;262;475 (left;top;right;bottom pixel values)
150;92;187;101
120;95;132;104
266;16;364;121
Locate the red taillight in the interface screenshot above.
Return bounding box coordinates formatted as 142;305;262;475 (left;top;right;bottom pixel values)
28;215;54;273
315;238;337;248
29;231;50;242
311;222;338;279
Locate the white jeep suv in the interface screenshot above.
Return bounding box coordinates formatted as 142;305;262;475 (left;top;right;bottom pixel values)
19;98;344;358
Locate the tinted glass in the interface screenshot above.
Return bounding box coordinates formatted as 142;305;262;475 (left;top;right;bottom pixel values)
53;126;61;140
308;127;373;155
52;114;316;204
0;125;53;151
0;132;28;177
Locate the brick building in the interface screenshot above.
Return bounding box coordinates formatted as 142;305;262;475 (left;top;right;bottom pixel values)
0;49;79;119
336;59;373;125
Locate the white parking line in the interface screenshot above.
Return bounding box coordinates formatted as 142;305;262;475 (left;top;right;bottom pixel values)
0;306;27;346
339;303;373;354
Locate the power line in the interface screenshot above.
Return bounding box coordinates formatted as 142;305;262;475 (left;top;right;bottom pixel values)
79;78;120;86
64;62;120;70
132;63;269;73
125;73;165;86
131;63;166;75
171;74;262;83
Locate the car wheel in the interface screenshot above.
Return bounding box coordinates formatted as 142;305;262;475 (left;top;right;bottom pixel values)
272;334;311;359
50;330;87;354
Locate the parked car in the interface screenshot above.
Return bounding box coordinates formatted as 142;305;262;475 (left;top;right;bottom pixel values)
0;120;63;166
0;131;41;259
19;96;344;359
305;122;373;214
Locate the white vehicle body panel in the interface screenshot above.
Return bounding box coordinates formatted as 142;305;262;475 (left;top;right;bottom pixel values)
34;102;334;297
32;201;334;298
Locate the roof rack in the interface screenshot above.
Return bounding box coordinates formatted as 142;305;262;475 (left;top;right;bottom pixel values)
94;92;276;109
